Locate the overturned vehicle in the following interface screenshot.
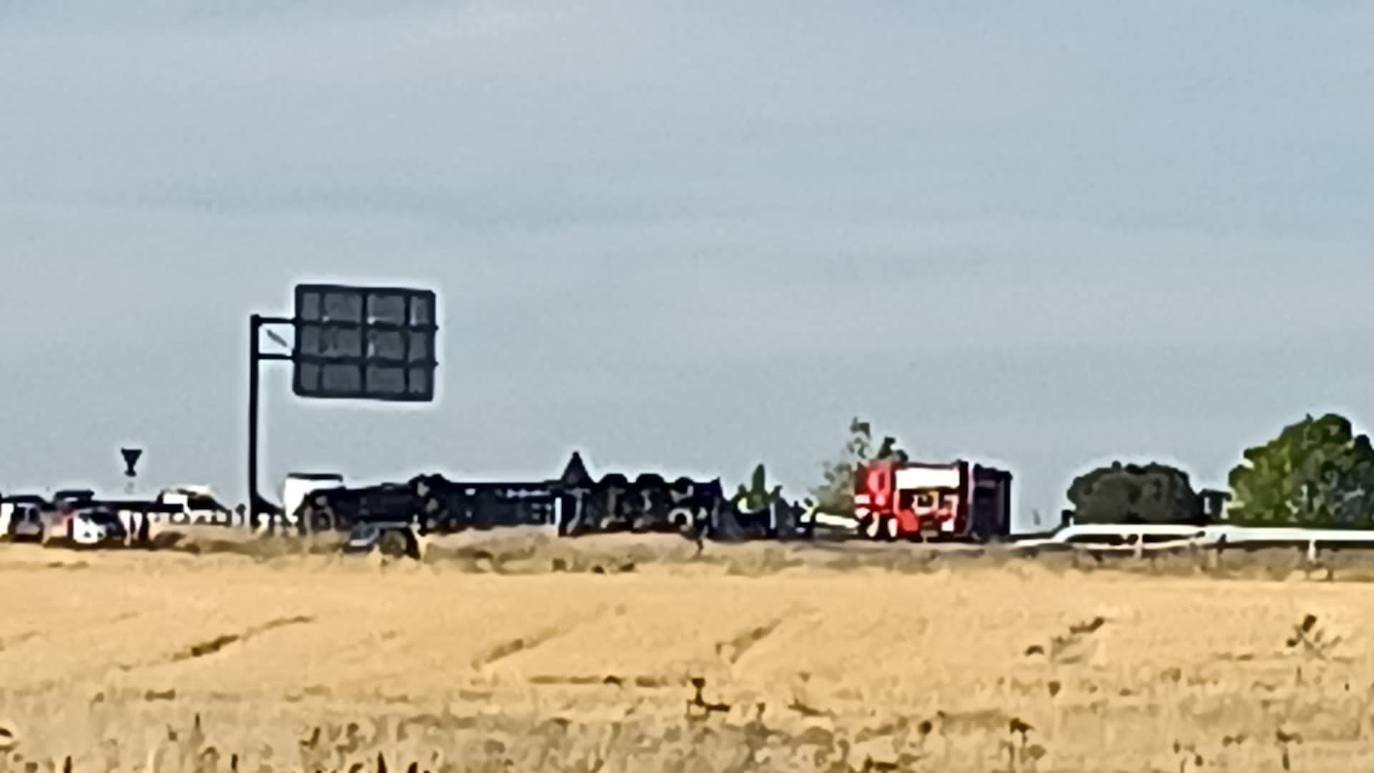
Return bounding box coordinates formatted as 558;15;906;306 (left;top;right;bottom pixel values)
552;452;723;538
293;452;810;547
294;477;563;536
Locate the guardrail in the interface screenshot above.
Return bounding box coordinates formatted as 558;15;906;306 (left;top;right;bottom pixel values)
1009;525;1374;562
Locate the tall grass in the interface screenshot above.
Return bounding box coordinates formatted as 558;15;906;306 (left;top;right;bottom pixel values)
9;539;1374;770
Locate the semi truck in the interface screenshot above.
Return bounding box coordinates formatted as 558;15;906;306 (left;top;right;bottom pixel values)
281;473;346;531
854;459;1012;543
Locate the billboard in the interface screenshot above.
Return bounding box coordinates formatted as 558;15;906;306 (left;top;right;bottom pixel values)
291;284;438;402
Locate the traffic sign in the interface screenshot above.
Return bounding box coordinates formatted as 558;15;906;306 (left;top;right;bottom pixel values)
290;284;438;402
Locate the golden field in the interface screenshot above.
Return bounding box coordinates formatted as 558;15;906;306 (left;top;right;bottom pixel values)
2;532;1374;772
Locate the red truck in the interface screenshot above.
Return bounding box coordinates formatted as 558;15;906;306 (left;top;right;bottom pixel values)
854;460;1012;542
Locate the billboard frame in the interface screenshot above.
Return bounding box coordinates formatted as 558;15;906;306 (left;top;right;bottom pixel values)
246;282;439;532
290;283;439;403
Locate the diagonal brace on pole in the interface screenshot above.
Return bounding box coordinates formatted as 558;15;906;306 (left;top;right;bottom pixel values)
248;314;294;534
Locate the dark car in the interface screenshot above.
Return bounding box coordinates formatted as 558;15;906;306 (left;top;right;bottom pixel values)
53;490;96;509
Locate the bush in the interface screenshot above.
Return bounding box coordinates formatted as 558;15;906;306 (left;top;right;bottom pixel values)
1067;462;1202;524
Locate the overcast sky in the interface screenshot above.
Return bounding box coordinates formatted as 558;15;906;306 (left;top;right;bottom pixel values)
2;2;1372;530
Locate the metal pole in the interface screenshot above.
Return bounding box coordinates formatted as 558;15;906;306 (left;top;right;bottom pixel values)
249;314;263;534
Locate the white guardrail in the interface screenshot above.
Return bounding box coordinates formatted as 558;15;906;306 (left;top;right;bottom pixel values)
808;512;1374;556
1008;523;1374;558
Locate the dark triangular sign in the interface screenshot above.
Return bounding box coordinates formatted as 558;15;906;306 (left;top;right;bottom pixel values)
120;447;143;477
560;451;592;487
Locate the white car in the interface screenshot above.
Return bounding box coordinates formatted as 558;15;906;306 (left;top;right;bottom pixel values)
156;487;234;527
64;507;128;547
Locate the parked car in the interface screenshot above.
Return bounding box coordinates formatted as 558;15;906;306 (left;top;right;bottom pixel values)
156;486;234;526
2;495;46;539
7;502;46;543
67;507;128;548
52;489;95;511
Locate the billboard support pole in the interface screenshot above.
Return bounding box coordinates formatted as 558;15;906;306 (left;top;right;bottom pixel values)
248;313;263;534
246;285;437;537
247;314;295;536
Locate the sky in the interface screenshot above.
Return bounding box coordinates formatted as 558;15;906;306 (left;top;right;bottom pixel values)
2;1;1373;532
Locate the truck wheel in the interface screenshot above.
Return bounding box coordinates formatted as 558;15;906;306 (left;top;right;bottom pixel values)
378;530;406;558
378;530;420;560
859;515;881;540
669;508;693;532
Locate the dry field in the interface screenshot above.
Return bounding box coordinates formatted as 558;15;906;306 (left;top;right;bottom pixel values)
3;533;1374;772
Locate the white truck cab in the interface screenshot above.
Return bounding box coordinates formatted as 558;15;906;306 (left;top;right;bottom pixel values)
281;473;346;528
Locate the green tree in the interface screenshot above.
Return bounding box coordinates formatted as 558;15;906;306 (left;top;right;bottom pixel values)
1228;413;1374;527
810;418;909;516
1067;462;1201;524
733;463;784;513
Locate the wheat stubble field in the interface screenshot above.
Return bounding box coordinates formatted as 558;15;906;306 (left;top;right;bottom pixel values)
2;534;1374;773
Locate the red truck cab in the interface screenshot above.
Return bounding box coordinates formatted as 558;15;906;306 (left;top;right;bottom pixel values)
854;460;1012;543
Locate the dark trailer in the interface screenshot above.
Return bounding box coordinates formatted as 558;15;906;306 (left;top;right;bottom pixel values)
554;452;727;538
297;476;567;534
413;476;564;532
296;482;423;534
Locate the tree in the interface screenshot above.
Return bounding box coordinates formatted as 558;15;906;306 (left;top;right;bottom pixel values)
811;418;909;516
1066;462;1201;525
733;463;784;513
1228;413;1374;527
